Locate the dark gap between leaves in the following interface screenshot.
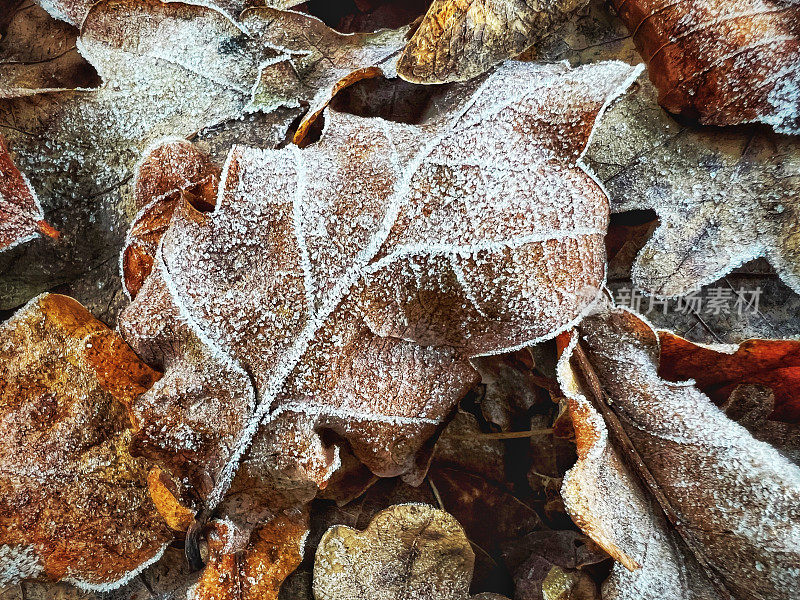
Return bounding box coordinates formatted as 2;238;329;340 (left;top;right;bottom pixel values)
302;0;430;33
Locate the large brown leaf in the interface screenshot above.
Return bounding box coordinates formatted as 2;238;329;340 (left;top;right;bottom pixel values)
313;503;508;600
397;0;590;83
558;306;800;600
119;59;640;524
0;294;169;591
608;0;800;134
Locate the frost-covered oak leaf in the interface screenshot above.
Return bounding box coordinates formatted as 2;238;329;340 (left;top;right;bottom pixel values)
0;134;57;252
119;60;641;524
0;293;170;591
397;0;590;84
609;0;800;134
558;306;800;600
187;510;308;600
0;0;99;96
584;76;800;297
313;503;508;600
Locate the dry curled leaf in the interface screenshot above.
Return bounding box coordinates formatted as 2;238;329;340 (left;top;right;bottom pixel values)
187;510;308;600
609;0;800;134
0;293;170;591
119;60;640;527
0;134;56;253
558;306;800;600
0;0;99;96
397;0;590;83
313;503;508;600
585;74;800;297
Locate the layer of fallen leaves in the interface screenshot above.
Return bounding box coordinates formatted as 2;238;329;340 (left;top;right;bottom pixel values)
2;0;800;599
117;58;638;539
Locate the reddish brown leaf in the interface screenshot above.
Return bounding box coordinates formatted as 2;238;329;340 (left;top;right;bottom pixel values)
610;0;800;133
122;140;220;299
119;60;640;528
0;294;169;591
658;332;800;422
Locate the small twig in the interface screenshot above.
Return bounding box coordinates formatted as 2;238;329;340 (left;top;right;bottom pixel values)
571;341;734;600
427;477;445;511
469;540;499;568
456;428;553;440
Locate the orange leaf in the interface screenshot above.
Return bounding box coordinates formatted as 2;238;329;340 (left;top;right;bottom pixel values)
189;510;308;600
148;467;196;532
0;294;169;590
658;332;800;423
